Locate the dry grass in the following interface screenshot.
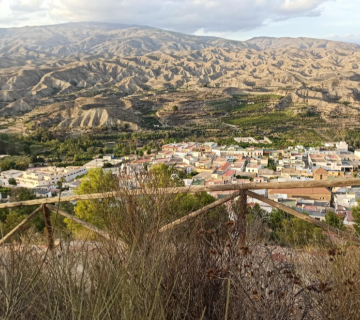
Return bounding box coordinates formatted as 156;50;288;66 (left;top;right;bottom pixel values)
1;170;360;319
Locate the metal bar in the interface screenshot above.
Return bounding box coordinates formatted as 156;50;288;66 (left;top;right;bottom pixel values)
0;206;43;246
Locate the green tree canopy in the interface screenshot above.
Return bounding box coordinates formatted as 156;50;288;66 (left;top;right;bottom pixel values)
65;168;118;235
325;212;346;231
352;199;360;235
8;178;17;186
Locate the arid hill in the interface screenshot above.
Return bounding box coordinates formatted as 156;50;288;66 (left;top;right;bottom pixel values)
1;22;360;130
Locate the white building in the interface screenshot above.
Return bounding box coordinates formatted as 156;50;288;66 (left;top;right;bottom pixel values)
336;141;349;152
84;157;122;169
0;170;24;186
245;164;263;174
15;167;87;188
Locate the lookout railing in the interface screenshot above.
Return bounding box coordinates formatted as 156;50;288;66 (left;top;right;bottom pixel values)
1;178;360;248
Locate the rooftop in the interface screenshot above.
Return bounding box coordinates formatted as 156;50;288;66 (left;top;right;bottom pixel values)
269;188;331;195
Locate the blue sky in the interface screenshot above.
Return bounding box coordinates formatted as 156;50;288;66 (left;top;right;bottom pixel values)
0;0;359;43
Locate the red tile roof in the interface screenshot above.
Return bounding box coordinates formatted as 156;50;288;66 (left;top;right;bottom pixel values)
218;162;231;171
224;170;236;176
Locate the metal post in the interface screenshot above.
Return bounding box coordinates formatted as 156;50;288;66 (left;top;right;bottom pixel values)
42;204;54;250
238;189;247;247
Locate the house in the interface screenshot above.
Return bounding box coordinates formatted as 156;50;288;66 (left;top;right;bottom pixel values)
103;154;114;161
245;164;263;174
174;164;195;174
308;154;353;172
253;177;266;183
213;157;228;166
268;188;331;201
334;194;357;210
0;170;24;186
84;157;122;169
313;167;328;181
355;150;360;159
258;169;280;179
336;141;349;152
223;170;236;179
217;162;231;173
213;145;263;158
12;167;87;188
162;143;185;151
249;157;268;166
195;159;213;170
231;161;246;174
35;190;52;198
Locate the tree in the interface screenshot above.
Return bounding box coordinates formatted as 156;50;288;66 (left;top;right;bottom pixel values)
56;179;65;190
30;154;38;163
268;209;293;232
325;212;346;231
14;188;36;201
277;217;325;246
172;105;178;111
8;178;17;186
121;123;130;131
148;163;179;188
0;188;44;236
267;159;277;171
65;168;118;236
87;146;97;155
0;212;27;235
352;199;360;235
122;146;130;155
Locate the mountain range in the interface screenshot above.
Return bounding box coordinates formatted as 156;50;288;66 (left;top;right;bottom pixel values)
1;22;360;131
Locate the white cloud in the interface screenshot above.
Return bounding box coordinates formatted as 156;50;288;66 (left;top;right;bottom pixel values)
0;0;332;33
324;33;360;44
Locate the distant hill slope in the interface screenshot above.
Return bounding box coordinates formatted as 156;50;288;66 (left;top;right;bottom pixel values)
1;22;358;60
245;37;360;51
1;22;360;130
0;22;247;59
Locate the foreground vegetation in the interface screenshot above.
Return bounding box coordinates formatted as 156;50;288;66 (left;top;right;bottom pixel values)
0;167;360;319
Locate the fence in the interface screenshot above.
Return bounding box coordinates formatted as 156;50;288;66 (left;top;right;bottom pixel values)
1;178;360;247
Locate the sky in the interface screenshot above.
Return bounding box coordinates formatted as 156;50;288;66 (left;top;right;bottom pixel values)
0;0;359;43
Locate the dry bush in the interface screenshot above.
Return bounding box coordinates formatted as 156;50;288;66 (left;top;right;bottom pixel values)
1;170;360;319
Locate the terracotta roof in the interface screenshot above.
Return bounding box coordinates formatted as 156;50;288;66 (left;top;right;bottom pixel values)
313;167;328;175
218;162;231;171
224;170;236;176
268;188;331;196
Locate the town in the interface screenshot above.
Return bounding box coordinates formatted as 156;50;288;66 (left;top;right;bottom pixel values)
1;138;359;227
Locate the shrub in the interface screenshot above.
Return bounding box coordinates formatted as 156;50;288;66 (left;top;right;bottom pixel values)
8;178;17;186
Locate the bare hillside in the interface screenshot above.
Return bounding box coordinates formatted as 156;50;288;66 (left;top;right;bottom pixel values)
1;22;360;130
